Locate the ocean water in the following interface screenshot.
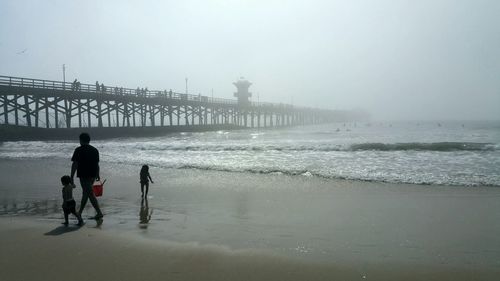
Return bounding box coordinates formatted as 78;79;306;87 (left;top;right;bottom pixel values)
1;120;499;187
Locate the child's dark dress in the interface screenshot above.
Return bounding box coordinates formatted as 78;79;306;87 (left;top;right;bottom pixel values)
62;184;77;215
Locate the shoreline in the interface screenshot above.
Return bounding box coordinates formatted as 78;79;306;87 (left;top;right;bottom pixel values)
0;156;497;189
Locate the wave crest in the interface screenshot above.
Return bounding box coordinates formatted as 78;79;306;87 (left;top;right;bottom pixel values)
175;164;500;187
349;142;495;152
130;142;496;152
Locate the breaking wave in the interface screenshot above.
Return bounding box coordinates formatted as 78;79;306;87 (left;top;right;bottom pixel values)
175;164;500;187
130;142;496;152
349;142;496;152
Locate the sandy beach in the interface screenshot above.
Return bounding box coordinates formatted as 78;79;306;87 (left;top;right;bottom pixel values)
1;218;498;281
1;158;500;280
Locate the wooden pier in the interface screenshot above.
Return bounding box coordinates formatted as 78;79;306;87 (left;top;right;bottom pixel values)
0;75;342;139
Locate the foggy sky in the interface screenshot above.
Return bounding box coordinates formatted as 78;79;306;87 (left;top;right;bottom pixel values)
1;0;499;121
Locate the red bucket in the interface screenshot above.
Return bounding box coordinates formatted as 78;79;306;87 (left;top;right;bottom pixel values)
92;179;106;197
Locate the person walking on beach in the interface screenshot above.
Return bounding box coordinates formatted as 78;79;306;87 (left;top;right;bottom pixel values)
60;175;83;226
140;165;154;198
71;133;104;220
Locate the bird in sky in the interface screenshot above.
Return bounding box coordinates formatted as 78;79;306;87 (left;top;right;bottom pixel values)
16;48;27;55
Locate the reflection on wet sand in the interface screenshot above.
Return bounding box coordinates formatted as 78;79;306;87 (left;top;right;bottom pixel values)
0;199;105;229
0;199;61;216
139;198;153;229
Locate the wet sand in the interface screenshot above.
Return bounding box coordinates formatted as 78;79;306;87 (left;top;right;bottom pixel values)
1;158;500;280
1;218;498;281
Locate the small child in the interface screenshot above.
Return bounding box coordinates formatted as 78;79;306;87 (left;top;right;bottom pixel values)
140;165;154;198
61;175;83;226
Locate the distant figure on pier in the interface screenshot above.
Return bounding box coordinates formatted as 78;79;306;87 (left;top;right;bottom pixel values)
95;81;100;92
136;87;140;95
101;83;106;93
71;79;78;91
140;165;154;198
76;80;81;91
169;89;172;98
114;87;119;95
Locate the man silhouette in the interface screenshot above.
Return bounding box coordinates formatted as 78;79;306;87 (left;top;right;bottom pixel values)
71;133;103;220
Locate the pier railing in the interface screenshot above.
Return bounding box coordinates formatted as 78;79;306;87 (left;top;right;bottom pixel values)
0;75;240;105
0;75;298;109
